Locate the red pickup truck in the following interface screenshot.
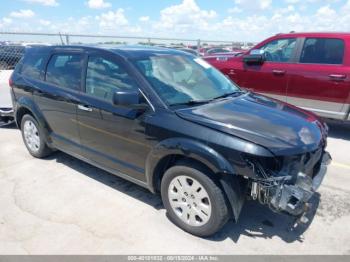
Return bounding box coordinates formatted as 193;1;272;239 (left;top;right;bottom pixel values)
205;32;350;121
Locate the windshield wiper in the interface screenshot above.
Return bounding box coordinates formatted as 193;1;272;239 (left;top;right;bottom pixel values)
170;91;246;107
212;90;245;100
169;99;213;107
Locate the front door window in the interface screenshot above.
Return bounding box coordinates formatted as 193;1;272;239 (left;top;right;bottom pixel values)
260;38;297;62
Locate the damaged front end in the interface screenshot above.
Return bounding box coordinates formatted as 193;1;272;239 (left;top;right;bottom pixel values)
245;149;331;223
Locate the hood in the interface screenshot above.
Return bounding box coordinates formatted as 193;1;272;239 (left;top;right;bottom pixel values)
176;92;327;156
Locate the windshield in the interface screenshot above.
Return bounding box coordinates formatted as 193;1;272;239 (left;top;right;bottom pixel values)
132;55;241;106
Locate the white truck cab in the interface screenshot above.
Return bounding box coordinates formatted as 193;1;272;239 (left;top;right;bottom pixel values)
0;69;14;126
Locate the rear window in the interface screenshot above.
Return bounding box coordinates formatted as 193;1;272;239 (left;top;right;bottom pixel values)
45;54;82;90
300;38;344;65
20;49;47;79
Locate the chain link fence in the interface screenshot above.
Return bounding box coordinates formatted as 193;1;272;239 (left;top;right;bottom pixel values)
0;31;255;123
0;32;255;69
0;31;255;47
0;44;25;70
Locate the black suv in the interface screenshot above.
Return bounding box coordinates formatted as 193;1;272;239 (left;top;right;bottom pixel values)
10;45;331;237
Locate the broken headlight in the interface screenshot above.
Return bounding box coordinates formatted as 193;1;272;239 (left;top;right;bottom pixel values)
243;150;327;217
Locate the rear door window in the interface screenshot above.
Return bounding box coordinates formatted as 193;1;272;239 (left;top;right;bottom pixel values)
85;55;137;102
300;38;344;65
45;54;82;90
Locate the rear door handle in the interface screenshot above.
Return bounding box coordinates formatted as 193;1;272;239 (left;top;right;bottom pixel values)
272;70;286;75
329;74;346;81
78;105;93;112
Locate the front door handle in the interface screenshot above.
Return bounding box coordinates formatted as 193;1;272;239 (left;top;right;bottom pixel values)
329;74;346;81
78;105;93;112
272;70;286;76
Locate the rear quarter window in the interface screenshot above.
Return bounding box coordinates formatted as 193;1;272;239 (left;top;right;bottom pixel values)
20;48;48;79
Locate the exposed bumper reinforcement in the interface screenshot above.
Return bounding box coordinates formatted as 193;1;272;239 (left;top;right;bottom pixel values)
270;151;331;218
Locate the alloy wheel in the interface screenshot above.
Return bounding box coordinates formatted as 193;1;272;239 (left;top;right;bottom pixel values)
168;175;212;227
23;120;41;152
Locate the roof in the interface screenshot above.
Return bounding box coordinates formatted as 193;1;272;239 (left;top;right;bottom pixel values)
109;45;191;59
274;32;350;38
29;44;190;59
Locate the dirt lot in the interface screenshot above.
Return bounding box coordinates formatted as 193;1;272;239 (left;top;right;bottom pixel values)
0;122;349;255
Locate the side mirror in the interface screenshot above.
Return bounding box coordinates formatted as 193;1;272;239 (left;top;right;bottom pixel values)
113;90;148;110
243;49;266;65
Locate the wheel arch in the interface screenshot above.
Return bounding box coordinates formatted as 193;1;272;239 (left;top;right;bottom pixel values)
145;138;235;193
145;138;248;222
16;106;34;129
15;97;52;144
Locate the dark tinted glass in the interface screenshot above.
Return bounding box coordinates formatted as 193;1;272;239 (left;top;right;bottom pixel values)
208;48;229;54
300;38;344;64
85;56;137;102
21;49;47;79
46;54;82;90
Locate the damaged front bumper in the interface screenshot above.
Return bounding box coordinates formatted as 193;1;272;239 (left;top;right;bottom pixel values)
251;151;331;220
270;152;331;217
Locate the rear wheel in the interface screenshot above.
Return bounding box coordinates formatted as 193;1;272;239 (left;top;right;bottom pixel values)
161;163;229;237
21;114;52;158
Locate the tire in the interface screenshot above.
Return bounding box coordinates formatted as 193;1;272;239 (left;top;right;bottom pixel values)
161;162;229;237
20;114;52;158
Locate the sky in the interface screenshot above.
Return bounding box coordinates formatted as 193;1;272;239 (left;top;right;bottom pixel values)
0;0;350;42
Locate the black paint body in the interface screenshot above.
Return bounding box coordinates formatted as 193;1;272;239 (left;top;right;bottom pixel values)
10;45;329;221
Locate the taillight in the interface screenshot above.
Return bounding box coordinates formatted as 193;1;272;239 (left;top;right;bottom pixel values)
9;78;13;88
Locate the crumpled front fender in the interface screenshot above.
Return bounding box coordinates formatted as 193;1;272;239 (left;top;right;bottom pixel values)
145;137;236;192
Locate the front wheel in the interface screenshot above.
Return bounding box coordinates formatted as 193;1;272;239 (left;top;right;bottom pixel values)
161;163;229;237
